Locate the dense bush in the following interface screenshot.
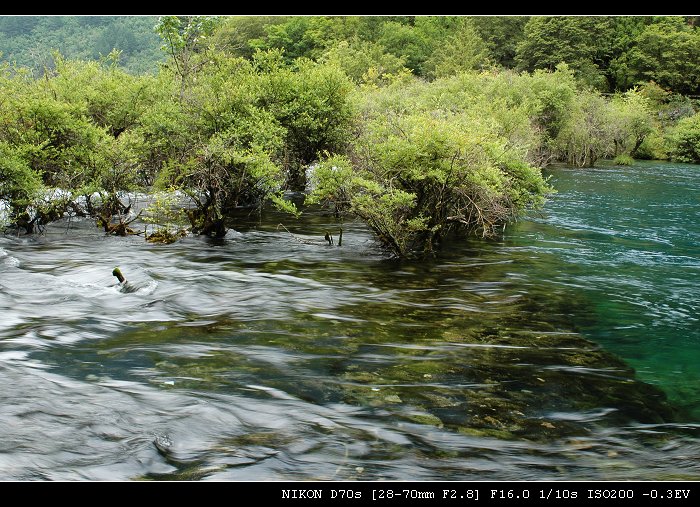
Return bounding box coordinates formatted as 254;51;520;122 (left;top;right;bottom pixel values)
667;113;700;163
308;71;556;257
254;51;356;189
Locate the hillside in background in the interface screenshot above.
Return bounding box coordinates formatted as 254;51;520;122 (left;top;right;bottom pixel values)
0;16;164;74
2;15;700;96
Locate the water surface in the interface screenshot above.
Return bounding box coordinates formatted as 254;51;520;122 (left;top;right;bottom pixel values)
1;161;699;480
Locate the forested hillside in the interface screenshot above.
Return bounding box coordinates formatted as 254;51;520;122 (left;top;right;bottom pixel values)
0;16;163;74
2;15;700;95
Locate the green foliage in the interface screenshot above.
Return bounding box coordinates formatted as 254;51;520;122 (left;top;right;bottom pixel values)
268;193;299;217
612;154;634;165
634;131;669;160
667;113;700;163
155;15;219;101
357;64;580;168
0;16;40;36
606;88;655;157
471;16;529;68
142;190;189;242
179;126;287;236
155;16;218;56
0;50;173;231
552;90;613;167
604;17;655;91
210;16;287;59
376;21;432;76
305;154;356;217
309;77;555;257
6;97;104;190
321;39;407;85
519;64;579;151
657;94;697;127
2;15;700;98
49;53;163;140
0;16;691;255
516;16;615;90
0;140;43;209
95;22;137;59
625;17;700;95
255;54;356;187
254;16;336;63
423;18;491;78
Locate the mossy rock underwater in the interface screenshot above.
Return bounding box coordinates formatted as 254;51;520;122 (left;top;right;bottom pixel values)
146;229;189;244
337;329;682;442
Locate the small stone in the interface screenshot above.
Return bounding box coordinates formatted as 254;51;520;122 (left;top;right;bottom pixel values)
154;434;173;456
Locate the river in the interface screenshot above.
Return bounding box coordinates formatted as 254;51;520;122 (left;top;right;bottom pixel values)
1;160;698;481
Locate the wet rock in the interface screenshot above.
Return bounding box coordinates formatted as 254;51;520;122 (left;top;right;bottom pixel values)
153;434;173;457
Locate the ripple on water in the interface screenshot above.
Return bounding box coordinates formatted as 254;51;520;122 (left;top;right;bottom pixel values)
1;162;700;480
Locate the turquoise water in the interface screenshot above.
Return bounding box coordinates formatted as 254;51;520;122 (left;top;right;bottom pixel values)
508;161;700;418
0;160;699;480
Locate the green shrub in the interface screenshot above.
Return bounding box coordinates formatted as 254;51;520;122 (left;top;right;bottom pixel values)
667;112;700;163
308;110;553;258
634;131;669;160
612;154;634;165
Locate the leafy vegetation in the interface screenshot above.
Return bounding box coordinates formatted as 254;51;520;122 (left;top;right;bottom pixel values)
668;113;700;163
1;15;699;257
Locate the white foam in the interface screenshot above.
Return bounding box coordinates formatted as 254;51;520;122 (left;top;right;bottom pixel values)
1;254;20;267
224;229;242;239
136;279;159;295
0;350;30;362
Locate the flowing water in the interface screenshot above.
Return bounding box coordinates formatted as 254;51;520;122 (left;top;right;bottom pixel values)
1;161;699;481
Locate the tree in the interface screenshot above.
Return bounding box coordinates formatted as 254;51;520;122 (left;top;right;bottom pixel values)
625;17;700;95
553;90;613;167
472;16;529;69
308;74;553;258
94;21;137;58
0;141;43;228
0;16;39;36
515;16;615;90
155;15;218;101
602;16;654;91
184;136;286;237
255;53;356;189
0;16;164;76
606;89;655;158
423;18;490;79
146;53;292;237
378;21;432;76
210;16;287;59
251;16;337;64
321;39;407;85
667;112;700;163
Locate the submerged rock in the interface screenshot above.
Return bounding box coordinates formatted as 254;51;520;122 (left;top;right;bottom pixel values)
146;229;188;244
339;324;681;441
